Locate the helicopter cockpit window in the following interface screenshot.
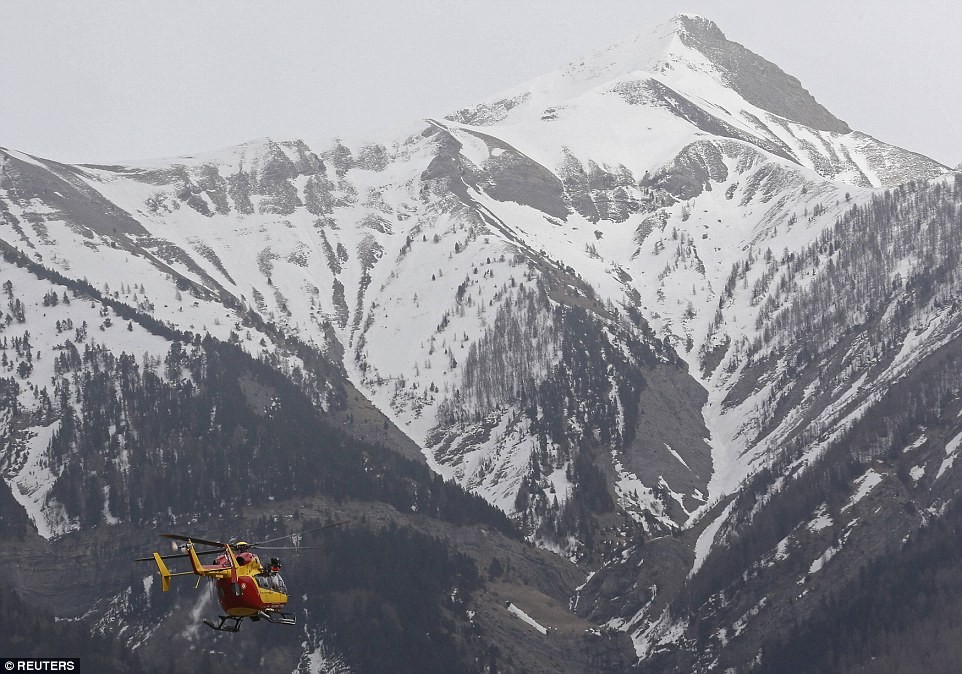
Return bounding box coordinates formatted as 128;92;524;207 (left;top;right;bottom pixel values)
255;573;288;594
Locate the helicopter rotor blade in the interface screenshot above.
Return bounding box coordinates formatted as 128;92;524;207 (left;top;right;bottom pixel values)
152;521;350;556
249;520;351;547
161;533;229;548
251;545;325;551
135;549;222;562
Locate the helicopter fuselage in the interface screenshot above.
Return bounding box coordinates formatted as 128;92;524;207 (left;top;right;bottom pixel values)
211;552;288;617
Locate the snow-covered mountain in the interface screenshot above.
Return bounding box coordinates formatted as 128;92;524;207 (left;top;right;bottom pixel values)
2;13;961;673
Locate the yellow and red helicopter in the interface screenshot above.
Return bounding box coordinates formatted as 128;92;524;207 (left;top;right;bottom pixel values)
137;522;348;632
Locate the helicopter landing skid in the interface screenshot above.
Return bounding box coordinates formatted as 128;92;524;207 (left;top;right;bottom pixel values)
257;609;296;626
203;615;244;633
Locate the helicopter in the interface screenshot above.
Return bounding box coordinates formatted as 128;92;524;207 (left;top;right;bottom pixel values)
137;521;349;632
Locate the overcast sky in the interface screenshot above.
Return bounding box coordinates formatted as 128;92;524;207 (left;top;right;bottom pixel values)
3;0;960;167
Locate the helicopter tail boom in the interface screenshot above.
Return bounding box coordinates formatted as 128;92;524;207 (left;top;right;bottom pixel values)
152;552;195;590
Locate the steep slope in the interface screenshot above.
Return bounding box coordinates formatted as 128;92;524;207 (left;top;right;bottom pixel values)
574;173;962;671
0;248;633;673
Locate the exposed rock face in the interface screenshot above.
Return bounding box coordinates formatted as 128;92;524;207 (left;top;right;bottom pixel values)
462;127;569;220
676;14;851;133
0;150;148;239
256;140;301;214
642;140;730;202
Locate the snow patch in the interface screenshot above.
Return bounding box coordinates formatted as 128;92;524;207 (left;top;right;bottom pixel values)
664;443;690;470
902;434;927;453
611;448;673;530
937;429;962;480
298;625;351;674
629;608;687;659
4;420;73;539
773;535;792;562
690;500;735;577
506;602;548;635
808;544;839;574
842;469;882;512
808;505;833;532
142;575;153;598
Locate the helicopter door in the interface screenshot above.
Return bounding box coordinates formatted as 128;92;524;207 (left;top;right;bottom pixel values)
216;583;242;599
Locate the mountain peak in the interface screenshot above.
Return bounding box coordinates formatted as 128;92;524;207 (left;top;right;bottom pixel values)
666;12;719;33
671;14;851;133
448;14;850;136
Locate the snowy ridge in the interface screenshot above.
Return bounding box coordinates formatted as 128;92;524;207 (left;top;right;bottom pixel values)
0;13;953;557
446;14;946;188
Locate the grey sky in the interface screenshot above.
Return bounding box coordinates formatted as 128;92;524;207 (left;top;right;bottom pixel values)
3;0;960;167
